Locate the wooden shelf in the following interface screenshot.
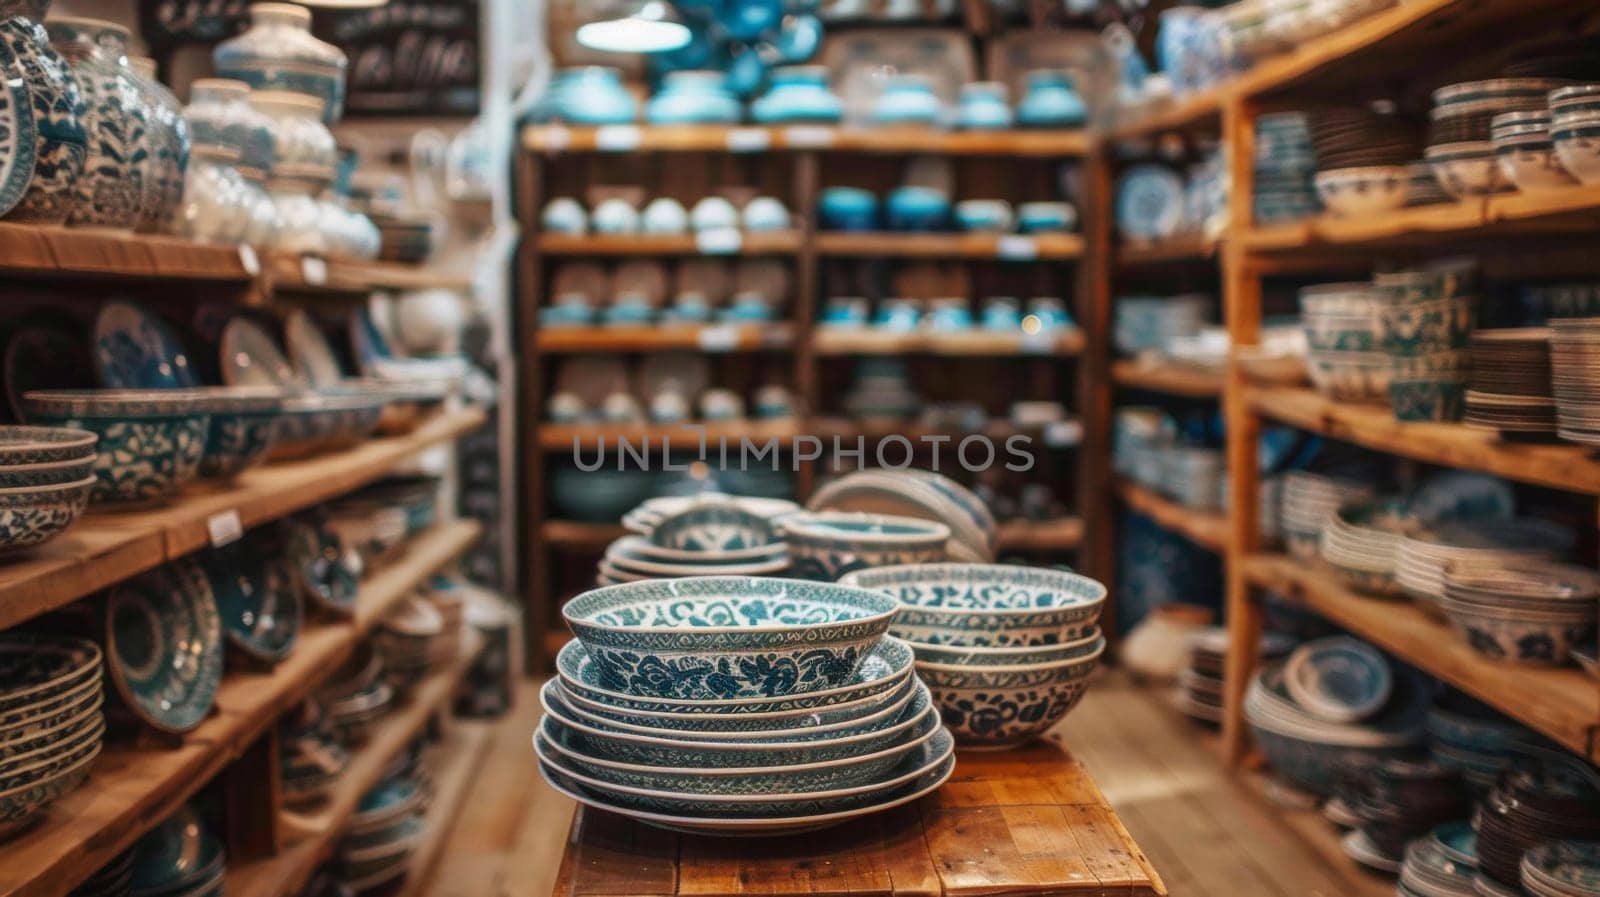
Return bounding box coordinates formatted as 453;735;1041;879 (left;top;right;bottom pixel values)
0;407;487;634
1115;236;1219;267
1245;385;1600;496
533;324;796;354
812;327;1085;356
812;416;1081;449
265;254;475;294
0;521;483;897
227;628;487;897
1242;553;1600;763
520;124;1090;157
994;517;1084;552
536;419;803;451
541;520;626;553
1112;359;1224;398
534;232;803;257
1115;479;1228;553
1107;87;1226;141
813;231;1082;259
392;720;496;897
0;223;256;282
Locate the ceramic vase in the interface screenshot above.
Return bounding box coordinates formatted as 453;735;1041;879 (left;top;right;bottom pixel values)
249;89;334;176
0;0;83;223
266;170;330;256
170;147;251;244
46;17;149;230
214;2;347;124
128;56;189;233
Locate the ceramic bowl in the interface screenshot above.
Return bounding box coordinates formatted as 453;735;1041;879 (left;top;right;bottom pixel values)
540;678;935;767
129;805;225;897
590;198;639;234
561;576;898;700
915;642;1103;749
690;196;740;232
1389;378;1468;422
1552;122;1600;185
1380;296;1477;355
555;636;914;718
648;500;784;551
778;512;950;582
20;391;210;504
909;631;1104;666
1282;636;1392;724
0;742;99;838
0;427;98;467
1307;352;1391;401
818;187;878;231
540;197;587;234
189;386;287;479
0;468;95;553
198;542;302;665
1438;599;1593;666
639;198;689;235
1425;142;1506;197
1495;137;1577;193
742;197;791;232
0;636;103;717
953;199;1014;233
1016;201;1077;233
840;563;1107;647
1313;166;1409;217
884;187;949;231
104;561;224;735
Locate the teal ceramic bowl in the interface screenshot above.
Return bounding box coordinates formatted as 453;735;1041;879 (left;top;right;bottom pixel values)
21;390;210;504
189;386;286;479
910;631;1104;666
778;512;950;582
818;187;879;231
647;502;783;552
198;542;302;664
915;643;1103;748
283;518;358;616
104;561;224;735
562;576;898;700
841;563;1106;646
1380;296;1478;354
0;475;96;554
884;187;949;231
555;635;915;717
0;427;98;466
0;636;102;716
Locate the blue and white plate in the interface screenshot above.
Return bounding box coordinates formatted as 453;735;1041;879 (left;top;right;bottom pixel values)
1523;841;1600;897
93;301;198;390
1283;636;1393;725
1115;164;1185;242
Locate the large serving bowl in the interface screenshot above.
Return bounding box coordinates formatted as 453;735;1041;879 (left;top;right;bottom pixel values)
104;561;224;735
914;640;1104;749
778;512;950;581
841;563;1107;646
192;386;286;479
561;576;898;700
21;390;210;504
0;475;97;554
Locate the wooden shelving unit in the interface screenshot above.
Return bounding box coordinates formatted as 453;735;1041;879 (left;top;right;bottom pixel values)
535;232;803;257
994;517;1084;553
0;223;257;281
1115;236;1219;268
520;124;1091;157
813;231;1083;259
263;254;476;294
1111;359;1224;398
533;324;796;354
811;327;1085;356
1114;480;1228;554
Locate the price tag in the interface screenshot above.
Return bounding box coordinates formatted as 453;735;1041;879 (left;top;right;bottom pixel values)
996;236;1038;260
695;228;743;255
301;256;327;285
1020;330;1056;354
207;510;243;548
1044;420;1083;448
237;245;260;276
595;125;642;151
725;128;771;153
697;325;739;352
783;125;835;148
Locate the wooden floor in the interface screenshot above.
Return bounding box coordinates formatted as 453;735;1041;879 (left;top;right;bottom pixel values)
416;671;1393;897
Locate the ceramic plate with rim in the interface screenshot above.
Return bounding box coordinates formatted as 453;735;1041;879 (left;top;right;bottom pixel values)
93;300;199;390
104;561;223;735
220;317;302;388
1283;636;1393;725
0;636;102;714
285;310;347;387
807;471;991;561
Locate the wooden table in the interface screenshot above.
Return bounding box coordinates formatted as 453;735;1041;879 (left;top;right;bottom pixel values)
552;736;1167;897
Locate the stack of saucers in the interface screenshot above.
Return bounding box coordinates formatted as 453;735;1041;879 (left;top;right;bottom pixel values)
1425;694;1532;788
538;576;954;835
0;635;105;838
0;426;98;554
840;564;1107;749
1320;499;1417;597
1281;471;1378;560
1396;517;1575;612
1398;830;1480;897
280;697;349;807
337;775;426;894
1337;753;1470;874
1475;759;1600;894
318;643;394;745
1253;112;1320;225
1439;560;1600;667
600;496;793;584
374;595;446;698
1466;329;1556;437
1548;318;1600;444
128;806;225;897
1172;626;1294;725
1522;840;1600;897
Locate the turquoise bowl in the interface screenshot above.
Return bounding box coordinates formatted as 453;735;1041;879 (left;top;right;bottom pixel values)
840;563;1107;646
871;74;942;126
911;631;1104;667
283;517;358;616
540;679;935;767
104;560;223;735
884;187;949;231
21;390;209;504
915;643;1103;748
818;186;878;231
0;475;95;553
561;576;898;700
1380;296;1478;354
197;540;302;664
556;636;914;717
548;67;637;125
958;82;1012;130
648;501;783;551
130;805;225;897
751;66;842;123
647;71;742;125
1016;70;1087;128
190;386;286;479
0;427;98;466
778;512;950;582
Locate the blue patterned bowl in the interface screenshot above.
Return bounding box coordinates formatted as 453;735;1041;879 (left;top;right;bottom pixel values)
914;642;1103;748
0;454;97;488
186;386;286;479
0;427;98;466
197;541;301;665
534;720;952;816
535;705;941;796
0;636;102;717
0;475;96;553
648;501;783;552
561;576;898;700
0;696;103;763
910;631;1104;667
540;679;935;767
0;737;99;837
555;636;914;717
778;512;950;582
104;561;224;735
840;563;1106;646
20;390;210;504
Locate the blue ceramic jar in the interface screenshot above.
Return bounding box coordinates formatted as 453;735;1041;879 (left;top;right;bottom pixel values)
0;0;85;224
957;82;1011;130
751;65;841;123
214;3;347;124
46;17;149;230
647;70;742;124
128;56;189;233
1016;70;1087;128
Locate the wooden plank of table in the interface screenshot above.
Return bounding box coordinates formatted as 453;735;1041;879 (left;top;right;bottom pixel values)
553;739;1165;897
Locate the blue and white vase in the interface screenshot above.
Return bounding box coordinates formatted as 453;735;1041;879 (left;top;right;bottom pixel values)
128;56;188;233
0;0;81;223
214;3;347;124
46;17;148;230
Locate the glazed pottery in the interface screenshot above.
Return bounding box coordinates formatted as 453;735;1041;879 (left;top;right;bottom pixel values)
840;563;1107;646
93;300;198;390
546;67;636;125
0;474;95;552
1016;70;1087;128
46;18;147;230
200;539;300;665
0;11;84;223
21;389;209;504
916;641;1103;748
817;186;877;230
871;74;942;126
751;66;842;123
284;518;358;615
0;425;96;465
1282;636;1393;723
909;631;1104;667
126;57;188;233
779;512;949;581
250;89;335;175
214;3;347;123
129;805;225;896
104;561;223;734
957;82;1011;130
647;71;741;124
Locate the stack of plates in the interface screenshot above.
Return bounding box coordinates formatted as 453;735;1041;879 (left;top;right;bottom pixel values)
280;697;350;807
1425;695;1532;788
1399;832;1479;897
1113;294;1211;356
374;595;447;697
807;469;996;563
318;644;394;745
1172;626;1294;724
1396;518;1574;611
1320;499;1417;597
1475;760;1600;894
0;635;105;838
1426;79;1564;197
337;775;427;894
1334;754;1469;871
1254;112;1320;224
71;850;133;897
1466;328;1555;436
540;577;954;835
1522;841;1600;897
1440;560;1600;666
1281;471;1378;560
128;806;225;897
621;494;799;536
601;495;795;584
1548;318;1600;444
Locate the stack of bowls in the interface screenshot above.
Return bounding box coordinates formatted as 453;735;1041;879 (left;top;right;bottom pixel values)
72;851;134;897
374;596;446;697
337;775;426;893
1548;317;1600;444
1281;471;1378;560
1396;517;1574;612
0;636;104;838
280;697;349;806
1299;282;1388;401
1425;696;1530;788
540;576;953;835
1113;294;1211;356
1522;841;1600;897
1439;559;1600;666
0;426;98;554
1172;627;1294;724
1466;329;1557;437
128;806;225;897
1374;262;1480;422
1551;85;1600;185
600;496;794;584
1427;79;1565;197
1475;759;1600;894
1493;111;1577;193
1334;753;1469;872
778;511;949;582
1398;832;1479;897
1320;499;1416;597
839;564;1107;749
1254;112;1320;224
318;644;393;744
103;562;223;736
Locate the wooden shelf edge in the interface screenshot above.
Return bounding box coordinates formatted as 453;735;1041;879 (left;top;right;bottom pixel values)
533;324;796;353
812;232;1083;259
0;223;255;282
1241;552;1600;763
534;232;803;257
1114;479;1228;553
1111;359;1224;398
541;521;626;552
812;328;1084;356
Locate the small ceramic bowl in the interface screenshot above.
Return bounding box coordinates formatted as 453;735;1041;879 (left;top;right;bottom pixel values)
691;196;741;231
915;642;1104;748
21;390;210;504
640;197;689;235
1425;142;1506;197
1313;166;1409;217
1016;201;1077;233
818;187;879;231
840;563;1107;646
742;196;791;232
1439;599;1593;666
590;197;639;234
909;631;1104;666
190;386;286;480
0;475;97;553
0;635;102;718
104;561;224;735
953;199;1014;233
779;512;950;582
561;576;899;700
541;197;587;235
0;427;98;466
647;500;783;551
128;805;225;897
283;517;359;616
